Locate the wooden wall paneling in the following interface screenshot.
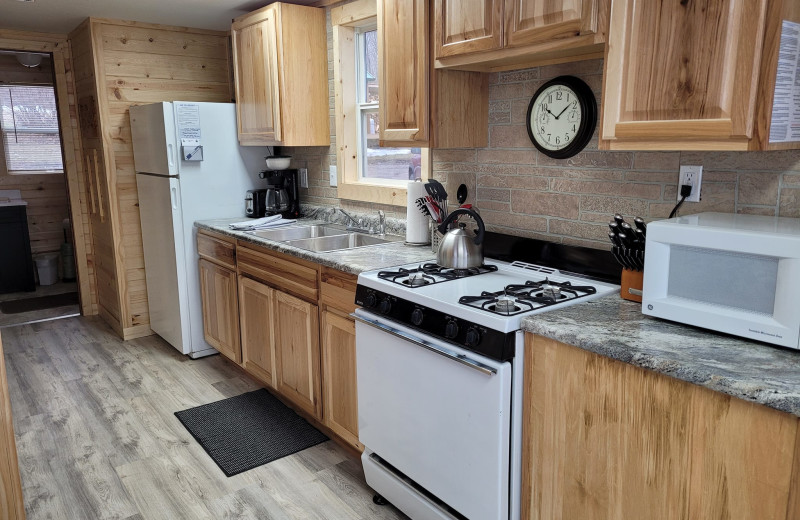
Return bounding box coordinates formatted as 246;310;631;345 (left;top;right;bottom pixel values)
0;334;25;520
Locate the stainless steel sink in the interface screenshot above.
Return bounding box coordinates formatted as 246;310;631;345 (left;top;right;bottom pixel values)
249;224;347;241
285;233;393;252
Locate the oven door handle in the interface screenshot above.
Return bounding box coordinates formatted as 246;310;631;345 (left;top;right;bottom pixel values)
351;313;497;376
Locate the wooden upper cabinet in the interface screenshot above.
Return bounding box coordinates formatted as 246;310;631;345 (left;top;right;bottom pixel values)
505;0;601;47
600;0;800;151
231;3;329;147
433;0;608;71
378;0;430;144
434;0;503;58
232;11;281;145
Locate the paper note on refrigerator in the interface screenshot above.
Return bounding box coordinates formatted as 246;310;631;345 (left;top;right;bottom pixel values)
176;103;202;140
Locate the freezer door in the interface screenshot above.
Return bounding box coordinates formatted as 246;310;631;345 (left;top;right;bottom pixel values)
130;102;177;177
136;173;190;353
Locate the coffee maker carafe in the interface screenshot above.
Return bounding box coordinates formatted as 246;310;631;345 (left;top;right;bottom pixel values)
264;176;289;215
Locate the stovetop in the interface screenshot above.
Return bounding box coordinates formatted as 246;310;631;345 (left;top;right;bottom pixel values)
377;263;498;287
358;260;619;334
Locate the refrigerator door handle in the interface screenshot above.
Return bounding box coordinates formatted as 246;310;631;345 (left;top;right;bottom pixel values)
167;143;175;168
171;187;178;210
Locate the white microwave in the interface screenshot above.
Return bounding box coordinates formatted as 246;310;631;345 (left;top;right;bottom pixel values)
642;212;800;349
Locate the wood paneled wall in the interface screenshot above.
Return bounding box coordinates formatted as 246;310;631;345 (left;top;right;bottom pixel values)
0;29;95;316
68;18;232;339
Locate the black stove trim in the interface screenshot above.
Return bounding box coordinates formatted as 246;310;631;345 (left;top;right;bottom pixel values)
482;231;622;285
355;285;516;362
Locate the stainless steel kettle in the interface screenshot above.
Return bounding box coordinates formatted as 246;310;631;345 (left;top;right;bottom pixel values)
436;208;485;269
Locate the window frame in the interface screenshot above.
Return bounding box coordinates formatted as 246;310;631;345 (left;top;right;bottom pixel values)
332;0;429;206
0;84;65;176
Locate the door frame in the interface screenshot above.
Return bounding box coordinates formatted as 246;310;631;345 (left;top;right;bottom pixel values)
0;30;94;316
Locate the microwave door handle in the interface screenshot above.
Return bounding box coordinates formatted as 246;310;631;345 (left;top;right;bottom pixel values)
351;313;497;376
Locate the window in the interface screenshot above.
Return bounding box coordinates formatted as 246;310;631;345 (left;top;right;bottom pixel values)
332;0;428;205
0;85;64;174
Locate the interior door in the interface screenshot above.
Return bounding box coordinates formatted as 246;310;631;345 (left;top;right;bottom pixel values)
434;0;504;58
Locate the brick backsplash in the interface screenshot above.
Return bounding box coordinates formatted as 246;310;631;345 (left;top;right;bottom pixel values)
288;12;800;248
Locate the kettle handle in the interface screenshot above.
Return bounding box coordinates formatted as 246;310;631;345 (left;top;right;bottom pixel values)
437;208;485;246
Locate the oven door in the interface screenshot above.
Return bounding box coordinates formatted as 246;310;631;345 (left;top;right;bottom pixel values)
354;308;512;520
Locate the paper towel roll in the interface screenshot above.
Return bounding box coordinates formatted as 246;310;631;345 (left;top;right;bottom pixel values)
406;181;430;244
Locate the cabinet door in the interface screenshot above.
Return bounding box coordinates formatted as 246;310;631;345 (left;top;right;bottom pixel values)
231;10;282;145
198;259;241;363
505;0;600;48
320;309;363;451
378;0;429;144
238;277;276;388
274;291;321;419
601;0;768;147
434;0;504;58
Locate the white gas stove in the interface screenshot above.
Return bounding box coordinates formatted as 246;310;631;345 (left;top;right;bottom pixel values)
354;247;619;520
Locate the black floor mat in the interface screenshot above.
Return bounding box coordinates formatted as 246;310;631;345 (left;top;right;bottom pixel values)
0;292;79;314
175;389;328;477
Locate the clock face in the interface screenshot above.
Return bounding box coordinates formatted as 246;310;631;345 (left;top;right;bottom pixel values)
526;76;597;159
530;84;581;151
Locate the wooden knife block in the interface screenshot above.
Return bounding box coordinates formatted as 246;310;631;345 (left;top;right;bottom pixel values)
620;269;644;303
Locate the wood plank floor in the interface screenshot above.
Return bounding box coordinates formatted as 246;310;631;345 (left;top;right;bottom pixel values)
2;316;408;520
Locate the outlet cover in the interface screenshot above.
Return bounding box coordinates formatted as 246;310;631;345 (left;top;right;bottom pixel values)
298;168;308;188
329;165;338;187
678;165;703;203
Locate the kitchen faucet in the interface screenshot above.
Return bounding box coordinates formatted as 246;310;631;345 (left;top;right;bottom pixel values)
338;208;385;235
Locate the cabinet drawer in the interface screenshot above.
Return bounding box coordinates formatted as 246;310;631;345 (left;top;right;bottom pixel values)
236;244;319;302
320;267;357;315
197;230;236;269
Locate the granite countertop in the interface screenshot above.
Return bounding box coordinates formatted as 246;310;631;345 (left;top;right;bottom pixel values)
195;217;435;275
522;296;800;418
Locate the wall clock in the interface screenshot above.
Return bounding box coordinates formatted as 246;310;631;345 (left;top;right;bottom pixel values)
525;76;597;159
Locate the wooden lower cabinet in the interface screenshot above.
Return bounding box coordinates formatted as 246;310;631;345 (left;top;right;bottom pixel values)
523;334;800;520
274;290;322;420
198;259;241;363
0;334;25;520
320;309;362;451
238;276;276;388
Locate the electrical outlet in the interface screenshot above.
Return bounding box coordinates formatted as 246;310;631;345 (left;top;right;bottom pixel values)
329;165;338;187
298;168;308;188
677;165;703;203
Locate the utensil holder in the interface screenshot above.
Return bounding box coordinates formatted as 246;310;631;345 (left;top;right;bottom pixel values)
620;269;644;302
431;223;442;253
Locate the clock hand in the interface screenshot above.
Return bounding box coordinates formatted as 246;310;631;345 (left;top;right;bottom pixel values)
546;108;556;118
555;104;570;120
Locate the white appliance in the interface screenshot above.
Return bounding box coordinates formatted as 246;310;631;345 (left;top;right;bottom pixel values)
354;258;619;520
130;102;265;358
643;212;800;348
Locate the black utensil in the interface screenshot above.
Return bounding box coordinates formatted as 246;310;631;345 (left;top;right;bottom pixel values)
634;227;646;244
617;231;632;248
620;221;633;235
609;221;619;234
612;246;630;270
608;230;621;247
426;179;448;205
614;213;625;226
634;216;647;237
457;184;468;205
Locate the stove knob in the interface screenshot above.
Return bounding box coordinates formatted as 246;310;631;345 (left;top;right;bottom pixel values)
444;320;459;339
465;327;481;348
364;291;377;308
411;308;424;326
378;298;392;315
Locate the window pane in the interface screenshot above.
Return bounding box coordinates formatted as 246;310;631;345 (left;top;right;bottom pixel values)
361;111;422;181
362;29;379;104
0;86;64;173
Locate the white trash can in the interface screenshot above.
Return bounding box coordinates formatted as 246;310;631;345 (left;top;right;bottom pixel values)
35;253;59;286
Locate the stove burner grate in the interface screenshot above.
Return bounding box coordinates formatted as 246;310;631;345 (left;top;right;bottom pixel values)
459;278;598;315
377;263;498;287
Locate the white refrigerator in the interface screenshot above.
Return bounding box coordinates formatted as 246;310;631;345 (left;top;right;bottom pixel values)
130;102;265;358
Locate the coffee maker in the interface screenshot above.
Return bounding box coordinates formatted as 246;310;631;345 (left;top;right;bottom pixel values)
245;169;301;219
